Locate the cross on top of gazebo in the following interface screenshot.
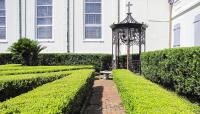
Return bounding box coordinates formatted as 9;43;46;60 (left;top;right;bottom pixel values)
126;1;133;14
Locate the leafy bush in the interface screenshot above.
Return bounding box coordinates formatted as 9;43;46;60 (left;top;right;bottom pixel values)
113;69;199;114
141;47;200;101
0;71;71;101
0;54;12;65
0;65;93;76
0;53;112;71
39;53;112;71
8;38;46;66
0;69;94;114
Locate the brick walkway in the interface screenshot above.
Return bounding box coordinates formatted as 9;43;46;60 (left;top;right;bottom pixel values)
83;79;126;114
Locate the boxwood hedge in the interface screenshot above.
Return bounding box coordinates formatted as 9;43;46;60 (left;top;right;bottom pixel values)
141;47;200;101
0;65;93;76
0;71;72;101
0;69;94;114
113;69;199;114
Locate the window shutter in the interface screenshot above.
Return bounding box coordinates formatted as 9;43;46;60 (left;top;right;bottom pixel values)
173;24;180;47
194;14;200;46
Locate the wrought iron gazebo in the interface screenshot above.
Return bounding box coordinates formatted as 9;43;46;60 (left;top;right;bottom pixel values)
110;2;147;74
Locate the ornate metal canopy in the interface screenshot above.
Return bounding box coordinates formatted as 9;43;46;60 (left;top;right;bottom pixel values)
110;2;148;74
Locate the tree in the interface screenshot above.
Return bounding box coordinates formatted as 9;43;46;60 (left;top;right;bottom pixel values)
8;38;46;66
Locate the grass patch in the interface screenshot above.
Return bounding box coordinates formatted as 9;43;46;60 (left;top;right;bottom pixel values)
113;69;200;114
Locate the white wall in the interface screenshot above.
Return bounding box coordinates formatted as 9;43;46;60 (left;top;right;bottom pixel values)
172;0;200;47
119;0;169;54
72;0;118;53
0;0;19;53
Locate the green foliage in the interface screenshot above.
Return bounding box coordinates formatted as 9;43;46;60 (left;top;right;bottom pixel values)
0;65;93;76
113;69;200;114
0;53;112;71
0;71;71;101
8;38;46;66
0;54;12;65
141;47;200;101
39;53;112;71
0;69;94;114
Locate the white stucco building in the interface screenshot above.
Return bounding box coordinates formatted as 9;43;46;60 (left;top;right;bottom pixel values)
0;0;170;53
172;0;200;47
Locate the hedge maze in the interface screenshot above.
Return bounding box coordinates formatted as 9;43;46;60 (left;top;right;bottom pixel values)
0;64;94;114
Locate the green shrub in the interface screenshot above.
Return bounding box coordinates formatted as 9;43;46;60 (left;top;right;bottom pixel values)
39;53;112;71
0;53;112;71
0;54;12;65
113;69;199;114
0;69;94;114
141;47;200;101
0;65;93;76
0;71;71;101
8;38;46;66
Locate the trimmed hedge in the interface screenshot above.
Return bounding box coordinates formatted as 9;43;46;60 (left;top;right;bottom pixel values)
0;53;112;71
0;65;93;76
0;71;72;101
38;53;112;71
0;69;94;114
141;47;200;101
113;69;199;114
0;54;12;65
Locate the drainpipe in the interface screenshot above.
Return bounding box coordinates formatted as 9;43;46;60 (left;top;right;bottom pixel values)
168;0;174;48
67;0;70;53
19;0;22;38
25;0;27;37
72;0;75;53
118;0;120;22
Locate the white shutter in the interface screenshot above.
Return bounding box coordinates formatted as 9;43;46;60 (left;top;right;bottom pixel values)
194;14;200;46
173;24;180;47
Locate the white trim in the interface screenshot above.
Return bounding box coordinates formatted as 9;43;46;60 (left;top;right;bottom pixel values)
35;0;54;41
83;0;103;41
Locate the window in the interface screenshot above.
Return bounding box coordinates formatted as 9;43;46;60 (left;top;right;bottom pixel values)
36;0;52;40
173;24;180;47
0;0;6;40
84;0;102;39
194;14;200;46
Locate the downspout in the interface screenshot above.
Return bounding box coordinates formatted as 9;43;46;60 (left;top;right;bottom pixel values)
169;0;174;48
73;0;75;52
19;0;22;38
25;0;27;37
118;0;120;22
67;0;70;53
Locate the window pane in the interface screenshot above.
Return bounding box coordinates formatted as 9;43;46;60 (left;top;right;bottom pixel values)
85;3;101;13
85;0;101;2
0;17;5;26
37;6;52;17
37;18;52;25
85;14;101;24
0;0;5;10
0;10;5;16
0;27;5;39
37;26;52;39
85;27;101;39
37;0;52;5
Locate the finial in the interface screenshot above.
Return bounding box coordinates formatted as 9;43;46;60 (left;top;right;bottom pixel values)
126;1;133;14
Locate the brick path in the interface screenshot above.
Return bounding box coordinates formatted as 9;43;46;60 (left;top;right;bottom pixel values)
83;79;126;114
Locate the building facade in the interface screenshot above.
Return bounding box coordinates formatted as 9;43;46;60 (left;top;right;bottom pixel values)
172;0;200;47
0;0;169;53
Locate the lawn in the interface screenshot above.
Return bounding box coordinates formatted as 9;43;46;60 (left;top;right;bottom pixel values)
113;69;200;114
0;64;94;114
